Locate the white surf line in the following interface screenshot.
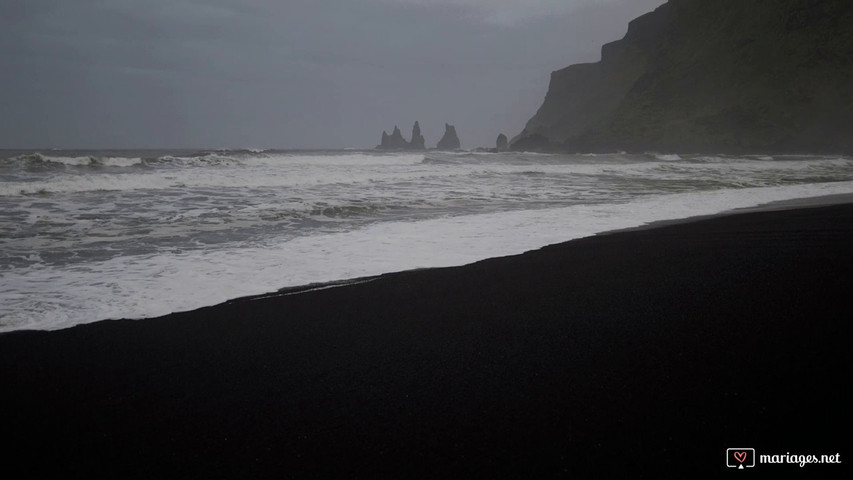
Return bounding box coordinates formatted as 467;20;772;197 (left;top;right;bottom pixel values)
245;276;382;302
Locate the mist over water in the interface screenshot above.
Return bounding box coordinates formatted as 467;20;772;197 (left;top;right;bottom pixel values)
2;149;853;332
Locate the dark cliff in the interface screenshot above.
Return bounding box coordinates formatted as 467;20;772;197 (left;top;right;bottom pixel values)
513;0;853;154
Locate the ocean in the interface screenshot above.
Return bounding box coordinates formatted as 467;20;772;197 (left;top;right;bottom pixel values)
2;149;852;332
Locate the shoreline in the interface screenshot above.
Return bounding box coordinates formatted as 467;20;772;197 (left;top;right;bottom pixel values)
234;191;853;311
122;191;853;324
3;150;852;334
2;200;850;475
5;191;852;336
606;191;853;235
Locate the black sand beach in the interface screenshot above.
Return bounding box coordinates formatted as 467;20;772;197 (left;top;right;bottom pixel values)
2;203;850;477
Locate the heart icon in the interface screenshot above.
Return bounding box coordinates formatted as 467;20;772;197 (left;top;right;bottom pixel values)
734;451;747;464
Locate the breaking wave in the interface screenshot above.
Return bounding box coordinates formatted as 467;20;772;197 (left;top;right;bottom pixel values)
2;148;853;331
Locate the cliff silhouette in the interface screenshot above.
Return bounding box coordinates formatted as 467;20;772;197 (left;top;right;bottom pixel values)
513;0;853;154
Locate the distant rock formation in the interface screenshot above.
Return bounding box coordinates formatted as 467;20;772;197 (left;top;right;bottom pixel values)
410;121;425;150
512;0;853;154
436;124;461;150
377;122;426;150
377;126;409;150
496;133;508;152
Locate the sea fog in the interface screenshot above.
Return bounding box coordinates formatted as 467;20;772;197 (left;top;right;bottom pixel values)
2;149;852;332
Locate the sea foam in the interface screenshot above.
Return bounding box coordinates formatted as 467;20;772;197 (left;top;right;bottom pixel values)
2;177;852;332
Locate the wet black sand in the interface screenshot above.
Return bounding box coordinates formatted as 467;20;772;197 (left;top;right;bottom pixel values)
2;203;851;477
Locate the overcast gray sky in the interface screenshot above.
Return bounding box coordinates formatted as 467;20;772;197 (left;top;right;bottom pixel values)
0;0;664;149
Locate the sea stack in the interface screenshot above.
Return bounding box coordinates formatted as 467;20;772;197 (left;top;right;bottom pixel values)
410;121;426;150
437;124;461;150
377;126;409;149
377;122;426;150
496;133;508;152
